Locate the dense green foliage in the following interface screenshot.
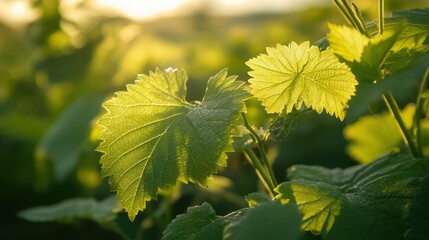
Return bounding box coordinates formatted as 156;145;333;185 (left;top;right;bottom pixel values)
3;0;429;239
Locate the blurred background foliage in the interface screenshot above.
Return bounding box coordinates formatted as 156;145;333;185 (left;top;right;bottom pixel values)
0;0;427;239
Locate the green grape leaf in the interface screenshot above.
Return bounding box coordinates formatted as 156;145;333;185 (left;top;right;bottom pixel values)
382;8;429;74
223;201;303;240
276;150;428;240
18;195;120;223
344;104;415;163
328;24;400;82
162;202;246;240
326;24;368;63
37;93;105;181
405;175;429;240
97;68;250;220
246;41;357;120
244;192;271;208
346;55;429;122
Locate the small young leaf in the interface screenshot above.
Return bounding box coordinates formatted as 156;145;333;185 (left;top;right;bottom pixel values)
276;150;428;240
328;24;399;81
97;68;250;220
223;201;303;240
244;192;270;208
18;195;120;223
247;42;357;120
162;202;246;240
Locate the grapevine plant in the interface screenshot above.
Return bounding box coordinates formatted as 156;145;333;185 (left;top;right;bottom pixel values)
19;0;429;239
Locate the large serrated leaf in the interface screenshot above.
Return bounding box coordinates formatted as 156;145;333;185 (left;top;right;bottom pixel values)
246;41;357;120
97;68;250;220
405;175;429;240
328;24;400;82
344;104;415;163
37;93;105;181
223;201;303;240
327;8;429;82
162;202;246;240
18;195;120;223
276;150;428;240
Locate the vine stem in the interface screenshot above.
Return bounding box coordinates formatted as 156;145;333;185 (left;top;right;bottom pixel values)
378;0;384;34
333;0;366;35
241;112;278;187
243;147;275;197
377;0;421;158
415;68;429;157
383;93;421;157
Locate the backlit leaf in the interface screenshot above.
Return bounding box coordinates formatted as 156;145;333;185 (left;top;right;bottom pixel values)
276;150;428;240
162;202;246;240
246;41;357;120
344;104;415;163
97;68;250;220
37;93;105;181
18;195;120;223
328;24;400;81
223;201;303;240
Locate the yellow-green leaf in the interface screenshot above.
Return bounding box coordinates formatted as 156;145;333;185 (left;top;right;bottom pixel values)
246;41;357;120
97;68;250;220
344;104;415;163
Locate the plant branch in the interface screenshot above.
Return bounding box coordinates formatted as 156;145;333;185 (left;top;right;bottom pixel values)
333;0;367;34
243;147;275;196
378;0;384;34
333;0;357;29
241;113;278;187
383;92;421;157
415;68;429;157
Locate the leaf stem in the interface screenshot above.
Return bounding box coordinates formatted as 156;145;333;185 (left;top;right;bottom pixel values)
241;113;278;187
333;0;367;35
383;92;421;157
415;68;429;157
243;148;275;196
378;0;384;34
333;0;357;29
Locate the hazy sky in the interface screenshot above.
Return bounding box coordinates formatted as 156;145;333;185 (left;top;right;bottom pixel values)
95;0;331;19
0;0;331;26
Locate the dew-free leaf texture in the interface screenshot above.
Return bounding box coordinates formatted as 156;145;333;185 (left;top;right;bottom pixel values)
162;202;246;240
328;8;429;82
97;68;250;220
18;195;119;223
405;175;429;240
328;24;399;82
344;104;415;163
247;41;357;120
276;150;428;240
223;201;303;240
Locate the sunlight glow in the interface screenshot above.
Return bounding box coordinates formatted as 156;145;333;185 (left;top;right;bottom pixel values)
0;1;37;26
95;0;190;19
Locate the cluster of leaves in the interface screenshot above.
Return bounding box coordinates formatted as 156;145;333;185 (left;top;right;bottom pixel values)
19;4;429;240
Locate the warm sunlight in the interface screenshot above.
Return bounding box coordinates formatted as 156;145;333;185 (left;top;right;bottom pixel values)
95;0;190;19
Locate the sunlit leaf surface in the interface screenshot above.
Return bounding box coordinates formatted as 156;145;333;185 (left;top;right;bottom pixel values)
247;41;357;120
276;150;428;240
162;202;245;240
344;104;415;163
223;201;302;240
18;195;119;223
97;68;250;220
